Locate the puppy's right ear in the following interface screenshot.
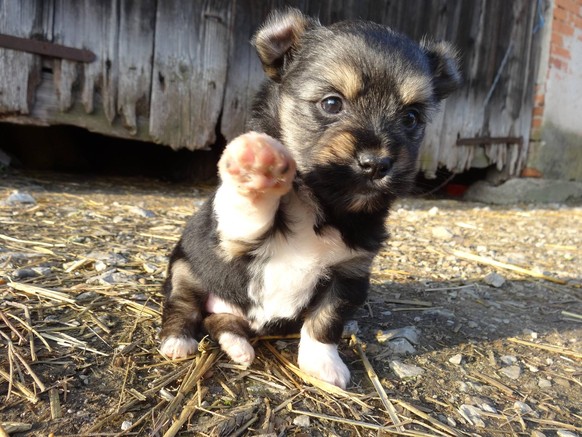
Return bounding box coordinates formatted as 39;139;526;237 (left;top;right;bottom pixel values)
252;8;319;82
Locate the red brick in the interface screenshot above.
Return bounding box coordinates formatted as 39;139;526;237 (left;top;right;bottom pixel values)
556;0;581;16
521;167;543;178
534;93;545;106
551;32;564;46
533;106;545;116
554;6;569;21
553;45;572;59
554;20;575;36
531;117;543;129
550;56;565;69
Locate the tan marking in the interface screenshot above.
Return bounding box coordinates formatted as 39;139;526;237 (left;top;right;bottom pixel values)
324;63;362;101
315;131;357;165
399;75;433;105
216;237;254;262
170;259;200;296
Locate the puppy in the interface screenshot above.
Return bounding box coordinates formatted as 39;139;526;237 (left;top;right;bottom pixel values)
159;8;461;388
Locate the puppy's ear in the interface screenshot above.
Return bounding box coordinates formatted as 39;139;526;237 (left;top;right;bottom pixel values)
421;40;462;100
252;8;319;82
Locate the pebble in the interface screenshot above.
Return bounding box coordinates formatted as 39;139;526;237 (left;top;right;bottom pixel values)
500;365;522;380
75;291;99;302
376;326;420;345
129;206;155;218
427;206;439;216
448;354;463;365
467;321;479;328
556;431;579;437
500;355;518;366
538;378;552;388
513;401;537;417
342;320;359;336
458;404;485;428
2;190;36;205
389;360;424;379
87;269;135;285
120;420;132;431
432;226;454;240
386;338;416;355
531;431;546;437
293;415;310;427
11;266;51;279
483;272;506;288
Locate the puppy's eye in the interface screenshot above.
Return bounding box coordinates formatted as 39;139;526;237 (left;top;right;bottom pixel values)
320;96;343;114
402;109;420;129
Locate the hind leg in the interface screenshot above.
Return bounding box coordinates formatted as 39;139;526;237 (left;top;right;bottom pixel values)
203;313;255;367
160;256;206;359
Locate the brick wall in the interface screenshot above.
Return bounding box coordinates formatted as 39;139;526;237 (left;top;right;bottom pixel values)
526;0;582;180
531;0;582;137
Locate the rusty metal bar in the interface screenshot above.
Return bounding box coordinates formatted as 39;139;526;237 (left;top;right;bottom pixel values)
456;136;523;146
0;33;95;63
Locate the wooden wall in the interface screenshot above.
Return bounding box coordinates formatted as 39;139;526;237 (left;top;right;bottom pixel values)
0;0;542;177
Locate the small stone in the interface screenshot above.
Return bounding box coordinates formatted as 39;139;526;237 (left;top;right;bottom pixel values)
376;326;420;345
458;404;485;428
112;216;125;224
120;420;132;431
76;291;99;302
12;266;51;279
522;328;538;339
448;354;463;365
142;263;158;274
427;206;439;216
556;431;578;437
432;226;454;239
501;365;522;380
342;320;359;336
483;272;505;288
500;355;517;366
538;378;551;388
94;260;108;272
513;401;537;417
389;360;424;379
87;269;134;286
467;321;479;328
129;206;155;218
293;415;310;427
3;190;36;205
386;338;416;355
531;431;546;437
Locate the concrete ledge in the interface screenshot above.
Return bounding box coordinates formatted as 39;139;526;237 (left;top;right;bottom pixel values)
464;179;582;204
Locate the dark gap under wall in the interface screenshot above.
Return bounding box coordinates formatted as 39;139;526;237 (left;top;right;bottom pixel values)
0;123;223;183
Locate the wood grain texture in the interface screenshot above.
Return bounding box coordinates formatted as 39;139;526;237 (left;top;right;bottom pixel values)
0;0;540;176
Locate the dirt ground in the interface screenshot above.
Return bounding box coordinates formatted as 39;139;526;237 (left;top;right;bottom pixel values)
1;170;581;437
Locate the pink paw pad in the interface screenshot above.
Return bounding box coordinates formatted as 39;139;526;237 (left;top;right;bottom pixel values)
218;332;255;368
160;336;198;359
219;132;296;197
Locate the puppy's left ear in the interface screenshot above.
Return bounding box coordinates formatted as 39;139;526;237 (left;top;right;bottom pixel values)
421;40;462;100
252;8;319;82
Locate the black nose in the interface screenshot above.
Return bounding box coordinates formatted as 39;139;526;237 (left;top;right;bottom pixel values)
357;154;394;180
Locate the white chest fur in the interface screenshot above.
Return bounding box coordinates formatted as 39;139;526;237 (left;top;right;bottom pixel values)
246;192;356;330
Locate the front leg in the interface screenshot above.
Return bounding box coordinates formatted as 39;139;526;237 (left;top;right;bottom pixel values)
298;273;370;389
213;132;296;258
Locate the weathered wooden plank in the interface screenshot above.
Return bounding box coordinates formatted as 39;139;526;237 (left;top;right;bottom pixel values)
0;0;47;114
52;0;119;119
150;0;232;150
221;0;273;141
117;0;156;136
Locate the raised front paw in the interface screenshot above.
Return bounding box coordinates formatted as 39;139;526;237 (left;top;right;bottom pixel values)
160;335;198;359
218;132;296;198
298;339;351;389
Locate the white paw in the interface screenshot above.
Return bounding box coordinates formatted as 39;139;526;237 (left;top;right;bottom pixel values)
160;336;198;359
218;132;296;198
298;330;350;389
218;332;255;367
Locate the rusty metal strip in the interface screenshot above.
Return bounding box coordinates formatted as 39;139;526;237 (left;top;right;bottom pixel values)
456;136;524;146
0;33;95;63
